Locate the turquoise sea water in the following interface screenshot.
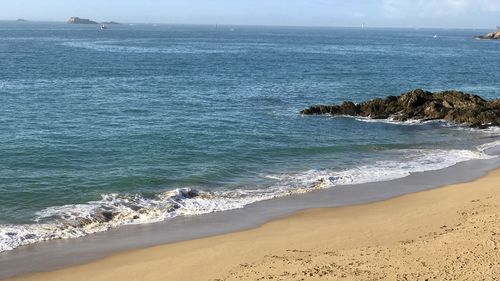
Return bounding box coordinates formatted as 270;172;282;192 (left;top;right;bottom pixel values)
0;22;499;251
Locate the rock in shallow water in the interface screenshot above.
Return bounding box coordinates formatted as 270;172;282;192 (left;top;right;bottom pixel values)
300;89;500;128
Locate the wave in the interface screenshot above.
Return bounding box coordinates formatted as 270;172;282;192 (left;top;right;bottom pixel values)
0;145;498;253
477;140;500;152
352;116;500;136
58;41;459;57
451;124;500;136
265;148;495;186
60;41;245;54
353;116;428;125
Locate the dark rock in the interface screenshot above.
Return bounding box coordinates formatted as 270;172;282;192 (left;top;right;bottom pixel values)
339;101;359;116
423;101;446;120
359;98;389;119
179;188;199;199
79;218;93;226
95;210;116;222
21;234;37;241
300;89;500;128
399;89;431;107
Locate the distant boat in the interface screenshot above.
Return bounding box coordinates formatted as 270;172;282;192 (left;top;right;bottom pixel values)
433;34;438;38
100;24;107;30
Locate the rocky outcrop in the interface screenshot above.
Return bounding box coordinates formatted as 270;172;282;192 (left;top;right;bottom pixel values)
67;17;98;24
475;28;500;40
300;89;500;128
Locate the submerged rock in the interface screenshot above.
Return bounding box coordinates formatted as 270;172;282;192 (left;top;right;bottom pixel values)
300;89;500;128
95;210;116;223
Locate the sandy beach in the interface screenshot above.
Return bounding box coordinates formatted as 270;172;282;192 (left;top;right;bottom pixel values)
6;168;500;281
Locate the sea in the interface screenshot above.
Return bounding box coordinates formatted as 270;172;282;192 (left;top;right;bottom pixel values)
0;22;499;252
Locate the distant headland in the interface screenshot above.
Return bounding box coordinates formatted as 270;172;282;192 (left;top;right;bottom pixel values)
67;17;120;25
474;27;500;40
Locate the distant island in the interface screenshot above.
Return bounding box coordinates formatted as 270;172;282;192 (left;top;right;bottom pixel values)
474;27;500;40
67;17;119;25
67;17;98;24
16;19;28;22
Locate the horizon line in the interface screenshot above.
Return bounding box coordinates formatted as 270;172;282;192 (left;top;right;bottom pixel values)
0;18;497;31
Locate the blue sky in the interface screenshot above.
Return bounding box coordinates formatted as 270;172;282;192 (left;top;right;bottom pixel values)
2;0;500;28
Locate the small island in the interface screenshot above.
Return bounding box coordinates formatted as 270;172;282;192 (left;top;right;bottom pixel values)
474;27;500;40
301;89;500;128
16;18;28;22
67;17;120;25
67;17;98;24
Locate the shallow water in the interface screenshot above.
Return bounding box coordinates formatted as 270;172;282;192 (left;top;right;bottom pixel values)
0;22;499;251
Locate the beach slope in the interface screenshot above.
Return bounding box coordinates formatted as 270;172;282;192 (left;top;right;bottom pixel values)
7;169;500;281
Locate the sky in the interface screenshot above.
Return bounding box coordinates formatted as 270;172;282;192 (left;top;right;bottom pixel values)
1;0;500;28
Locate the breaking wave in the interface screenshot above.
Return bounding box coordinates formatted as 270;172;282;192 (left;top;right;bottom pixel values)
0;144;498;252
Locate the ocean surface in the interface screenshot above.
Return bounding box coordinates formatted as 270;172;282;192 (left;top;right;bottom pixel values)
0;22;499;252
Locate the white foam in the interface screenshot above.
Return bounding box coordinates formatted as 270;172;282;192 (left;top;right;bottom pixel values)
477;139;500;153
0;147;496;253
458;125;500;136
267;148;494;188
353;116;444;126
352;116;500;137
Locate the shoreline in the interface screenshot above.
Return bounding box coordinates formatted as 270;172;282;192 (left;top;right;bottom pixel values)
0;149;498;279
2;22;500;281
5;168;500;280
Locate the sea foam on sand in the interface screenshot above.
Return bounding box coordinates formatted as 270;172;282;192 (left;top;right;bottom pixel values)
0;142;497;252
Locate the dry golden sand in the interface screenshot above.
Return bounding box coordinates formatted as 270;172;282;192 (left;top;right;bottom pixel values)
7;169;500;281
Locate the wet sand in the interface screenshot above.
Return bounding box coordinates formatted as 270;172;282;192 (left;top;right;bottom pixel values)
6;168;500;280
